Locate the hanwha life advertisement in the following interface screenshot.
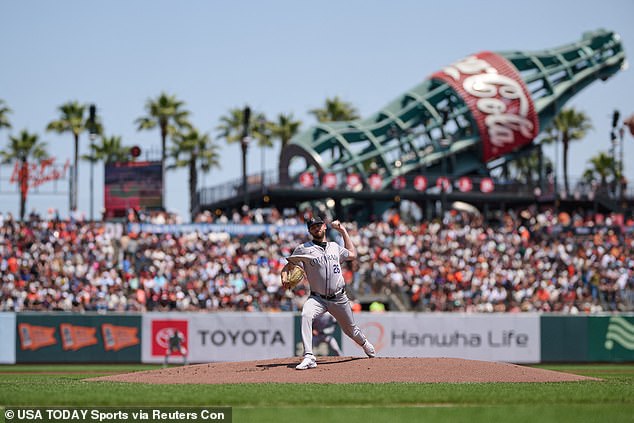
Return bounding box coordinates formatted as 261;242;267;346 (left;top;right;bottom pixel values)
142;313;293;363
343;313;541;363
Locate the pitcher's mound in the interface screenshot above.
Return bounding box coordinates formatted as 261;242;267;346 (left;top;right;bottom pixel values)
88;357;598;384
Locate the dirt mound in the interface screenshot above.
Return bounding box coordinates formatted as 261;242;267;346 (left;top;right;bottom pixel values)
87;357;598;384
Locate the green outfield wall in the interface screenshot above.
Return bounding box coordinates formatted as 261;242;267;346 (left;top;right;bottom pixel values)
541;315;634;362
16;313;141;363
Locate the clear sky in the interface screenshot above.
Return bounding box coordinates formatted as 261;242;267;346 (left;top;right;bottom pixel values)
1;0;633;220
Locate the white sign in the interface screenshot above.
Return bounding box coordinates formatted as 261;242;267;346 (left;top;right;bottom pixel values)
142;313;293;363
0;313;16;364
343;313;541;363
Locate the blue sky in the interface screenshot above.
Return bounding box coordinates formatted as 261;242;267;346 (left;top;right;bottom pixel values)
1;0;633;220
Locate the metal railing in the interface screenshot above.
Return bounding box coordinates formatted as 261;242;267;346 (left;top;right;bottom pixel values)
198;169;634;207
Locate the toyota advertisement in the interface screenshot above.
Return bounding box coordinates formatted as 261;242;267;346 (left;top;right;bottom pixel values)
142;313;294;363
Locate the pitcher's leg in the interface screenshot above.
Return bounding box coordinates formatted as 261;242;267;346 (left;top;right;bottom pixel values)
327;302;367;347
301;297;327;356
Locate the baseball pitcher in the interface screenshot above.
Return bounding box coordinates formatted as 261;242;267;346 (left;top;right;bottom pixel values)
282;216;375;370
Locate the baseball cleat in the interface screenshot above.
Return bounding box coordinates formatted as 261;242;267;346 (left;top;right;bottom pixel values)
295;354;317;370
362;340;376;358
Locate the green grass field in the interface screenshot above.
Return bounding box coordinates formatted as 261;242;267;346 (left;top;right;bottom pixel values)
1;364;633;423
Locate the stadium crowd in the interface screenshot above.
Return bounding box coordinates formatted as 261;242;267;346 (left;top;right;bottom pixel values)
0;206;632;314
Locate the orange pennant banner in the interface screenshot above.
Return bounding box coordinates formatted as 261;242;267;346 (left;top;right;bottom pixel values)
18;323;57;351
102;324;140;352
60;323;98;351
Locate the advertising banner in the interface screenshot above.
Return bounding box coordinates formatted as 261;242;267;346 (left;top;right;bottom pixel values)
16;314;141;363
0;313;16;364
431;52;539;163
342;313;541;363
587;315;634;362
142;313;294;363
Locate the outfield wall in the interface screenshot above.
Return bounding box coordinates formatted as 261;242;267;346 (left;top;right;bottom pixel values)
4;313;633;363
541;315;634;362
0;313;16;364
15;313;141;363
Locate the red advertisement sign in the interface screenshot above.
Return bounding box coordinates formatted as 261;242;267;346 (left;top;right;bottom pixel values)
480;177;495;193
346;173;362;190
299;172;314;188
151;320;188;356
458;177;473;192
368;174;383;191
432;51;539;162
413;175;428;191
322;173;337;189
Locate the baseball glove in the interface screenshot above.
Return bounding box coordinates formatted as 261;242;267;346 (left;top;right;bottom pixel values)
282;263;306;289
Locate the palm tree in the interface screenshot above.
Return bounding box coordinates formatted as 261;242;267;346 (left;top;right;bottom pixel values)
46;101;96;211
0;99;11;131
135;92;191;172
584;151;617;192
170;128;220;220
510;150;553;185
0;130;48;221
309;96;360;123
216;107;270;196
82;135;131;164
541;108;593;196
267;113;302;166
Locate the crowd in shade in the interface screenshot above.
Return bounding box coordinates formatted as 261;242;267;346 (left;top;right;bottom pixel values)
0;206;632;313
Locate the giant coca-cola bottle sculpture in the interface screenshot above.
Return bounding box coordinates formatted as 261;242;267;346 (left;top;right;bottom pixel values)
279;29;626;188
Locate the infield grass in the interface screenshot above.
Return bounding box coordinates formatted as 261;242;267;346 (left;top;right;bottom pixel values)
0;364;632;423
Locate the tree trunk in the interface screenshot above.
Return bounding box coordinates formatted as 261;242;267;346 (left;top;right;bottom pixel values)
189;155;197;222
19;159;28;221
72;134;79;211
563;134;570;196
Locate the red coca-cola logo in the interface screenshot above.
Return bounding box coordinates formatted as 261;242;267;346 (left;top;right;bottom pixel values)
368;174;383;190
299;172;314;188
458;177;473;192
413;175;428;191
346;173;362;190
322;173;337;189
151;320;188;356
480;177;495;193
432;52;539;163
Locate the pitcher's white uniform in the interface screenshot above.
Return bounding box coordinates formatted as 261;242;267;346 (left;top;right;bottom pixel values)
286;218;374;367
